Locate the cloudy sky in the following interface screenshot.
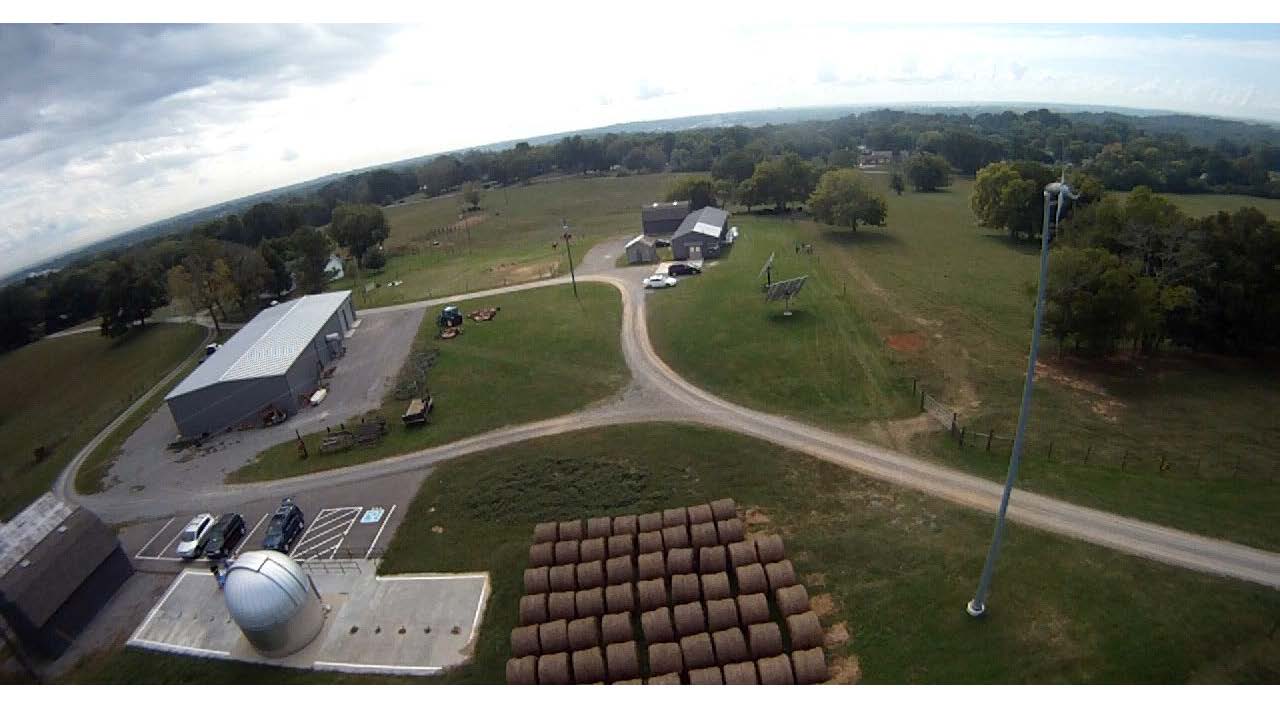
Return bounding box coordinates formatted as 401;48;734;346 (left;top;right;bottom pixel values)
4;19;1280;273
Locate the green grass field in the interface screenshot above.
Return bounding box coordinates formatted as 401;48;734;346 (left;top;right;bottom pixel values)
1150;191;1280;218
333;173;691;308
63;424;1279;683
0;323;206;519
228;282;626;483
650;178;1280;550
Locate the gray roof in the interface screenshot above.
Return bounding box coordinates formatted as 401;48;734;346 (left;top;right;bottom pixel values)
673;206;729;239
0;502;118;627
641;201;689;222
167;291;351;399
225;551;314;631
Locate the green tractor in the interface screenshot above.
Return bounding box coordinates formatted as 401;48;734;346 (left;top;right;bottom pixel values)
437;305;464;339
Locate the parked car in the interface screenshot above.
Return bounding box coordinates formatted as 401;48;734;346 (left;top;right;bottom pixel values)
653;238;671;248
262;498;306;553
176;513;216;559
668;263;702;276
643;273;678;289
203;513;247;561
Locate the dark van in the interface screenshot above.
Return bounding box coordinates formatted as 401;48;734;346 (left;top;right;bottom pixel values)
262;498;305;553
203;513;247;560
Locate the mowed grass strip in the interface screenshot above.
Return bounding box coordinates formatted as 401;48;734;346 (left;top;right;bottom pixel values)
228;282;626;483
647;217;917;431
0;323;206;519
336;173;692;308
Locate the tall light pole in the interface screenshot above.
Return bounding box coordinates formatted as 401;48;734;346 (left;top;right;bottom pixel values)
562;219;578;299
966;177;1077;618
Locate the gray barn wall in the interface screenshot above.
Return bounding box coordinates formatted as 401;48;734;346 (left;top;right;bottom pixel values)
167;376;295;438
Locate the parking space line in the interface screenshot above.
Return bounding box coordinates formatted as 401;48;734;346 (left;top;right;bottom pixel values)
156;525;186;559
135;518;175;559
231;513;270;557
289;509;336;554
366;504;397;559
292;507;361;560
307;511;357;536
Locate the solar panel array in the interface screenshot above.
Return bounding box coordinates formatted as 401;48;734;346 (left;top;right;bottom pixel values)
764;275;808;302
507;498;831;685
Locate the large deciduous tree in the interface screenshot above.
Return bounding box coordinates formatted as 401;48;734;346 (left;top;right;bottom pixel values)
329;204;388;269
807;169;888;233
664;176;716;210
905;152;952;192
291;227;333;294
970;160;1057;240
750;153;816;211
99;259;166;337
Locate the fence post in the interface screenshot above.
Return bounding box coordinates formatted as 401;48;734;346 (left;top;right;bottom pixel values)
959;427;966;448
920;392;925;412
1159;454;1167;473
1047;440;1054;462
1084;445;1091;465
912;377;917;395
1120;449;1128;471
986;429;994;453
951;412;957;437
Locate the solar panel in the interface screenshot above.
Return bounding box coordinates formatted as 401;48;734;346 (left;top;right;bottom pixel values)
764;275;808;302
757;251;776;280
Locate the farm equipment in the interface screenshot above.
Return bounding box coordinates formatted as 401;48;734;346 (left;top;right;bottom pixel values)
467;306;500;322
318;415;388;453
438;305;463;329
261;405;286;427
401;395;435;427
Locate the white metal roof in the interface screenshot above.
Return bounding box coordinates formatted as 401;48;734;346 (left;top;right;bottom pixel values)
0;493;75;577
166;291;351;399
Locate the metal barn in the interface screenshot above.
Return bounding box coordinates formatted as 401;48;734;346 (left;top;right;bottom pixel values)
640;201;689;236
671;207;730;261
164;291;356;439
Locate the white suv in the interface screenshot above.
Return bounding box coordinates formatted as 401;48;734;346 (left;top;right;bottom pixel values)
176;513;215;559
643;273;678;289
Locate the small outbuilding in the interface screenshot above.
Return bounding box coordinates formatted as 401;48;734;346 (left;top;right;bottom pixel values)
0;494;133;659
671;206;731;261
641;201;689;236
624;235;658;264
165;290;357;439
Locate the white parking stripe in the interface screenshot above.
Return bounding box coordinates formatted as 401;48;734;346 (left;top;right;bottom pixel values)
366;504;397;559
230;513;270;557
135;518;175;559
307;511;358;536
157;525;186;558
291;507;361;559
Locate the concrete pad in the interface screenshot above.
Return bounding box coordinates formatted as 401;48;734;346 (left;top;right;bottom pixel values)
128;561;489;676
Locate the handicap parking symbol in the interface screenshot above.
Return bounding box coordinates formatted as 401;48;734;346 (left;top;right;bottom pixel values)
361;507;385;524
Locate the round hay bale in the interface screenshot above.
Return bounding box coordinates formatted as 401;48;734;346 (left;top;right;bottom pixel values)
678;632;715;670
612;679;642;685
637;530;664;555
665;547;695;576
605;556;633;585
754;534;785;564
734;563;768;595
662;507;688;528
529;542;554;568
538;619;569;654
579;537;606;563
689;522;719;549
661;524;690;550
553;539;580;565
688;666;723;685
572;646;606;684
756;654;794;685
523;566;549;594
601;611;633;645
637;551;666;581
567;617;599;651
747;622;783;659
712;627;749;664
612;514;638;536
670;573;700;605
575;587;604;618
673;601;706;637
636;578;667;611
537;652;571;685
727;540;758;567
641;607;675;644
558;520;583;541
764;560;796;593
710;497;737;521
716;517;745;544
548;564;576;592
648;641;683;676
736;593;770;626
510;625;540;657
647;672;682;685
585;516;612;539
506;656;537;684
705;598;739;632
687;503;714;525
775;585;811;617
604;583;635;614
607;534;634;559
791;647;829;684
605;641;640;682
637;512;663;533
533;521;558;544
700;572;731;601
723;661;758;685
786;611;823;650
576;560;604;590
698;545;727;574
547;591;575;621
518;594;547;625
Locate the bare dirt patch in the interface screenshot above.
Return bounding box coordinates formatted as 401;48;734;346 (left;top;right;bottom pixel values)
827;653;862;684
811;593;836;618
804;572;827;588
449;214;487;231
886;332;926;352
743;507;771;526
1035;360;1109;396
490;260;559;284
824;621;851;648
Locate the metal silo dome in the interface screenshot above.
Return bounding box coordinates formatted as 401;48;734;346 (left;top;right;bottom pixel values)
224;550;325;657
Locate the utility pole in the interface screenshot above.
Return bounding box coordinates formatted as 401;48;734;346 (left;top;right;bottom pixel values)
967;175;1077;618
562;219;578;299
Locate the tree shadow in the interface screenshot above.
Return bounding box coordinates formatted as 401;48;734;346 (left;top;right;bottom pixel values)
818;225;901;248
978;230;1041;256
764;307;818;326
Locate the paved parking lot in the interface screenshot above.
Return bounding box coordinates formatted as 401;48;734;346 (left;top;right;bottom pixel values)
119;470;422;570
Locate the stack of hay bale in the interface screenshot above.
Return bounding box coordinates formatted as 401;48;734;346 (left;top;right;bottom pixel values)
506;498;830;685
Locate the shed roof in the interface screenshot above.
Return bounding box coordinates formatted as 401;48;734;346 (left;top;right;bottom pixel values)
167;291;351;399
0;500;118;627
673;206;729;239
641;201;689;222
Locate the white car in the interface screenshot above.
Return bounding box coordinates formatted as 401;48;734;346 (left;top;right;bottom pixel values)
643;273;678;289
175;513;215;559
